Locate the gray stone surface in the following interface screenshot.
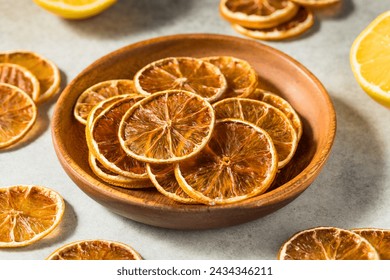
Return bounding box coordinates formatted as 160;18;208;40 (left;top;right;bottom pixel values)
0;0;389;260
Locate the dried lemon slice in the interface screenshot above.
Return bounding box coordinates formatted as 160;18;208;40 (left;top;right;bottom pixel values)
0;83;37;149
0;185;65;248
146;164;197;204
352;228;390;260
291;0;340;7
46;239;142;260
278;227;379;260
74;79;137;125
134;57;227;103
175;119;278;205
119;90;215;164
86;94;148;179
232;6;314;41
89;153;151;188
0;50;60;104
213;98;298;168
202;56;258;99
0;63;40;102
219;0;299;29
250;89;302;141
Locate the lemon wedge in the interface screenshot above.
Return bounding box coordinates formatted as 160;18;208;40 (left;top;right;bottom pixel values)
350;11;390;108
33;0;117;20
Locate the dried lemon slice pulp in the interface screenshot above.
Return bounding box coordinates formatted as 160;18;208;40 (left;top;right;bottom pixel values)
119;90;215;164
0;185;65;248
47;239;142;260
175;119;278;205
134;57;227;103
352;228;390;260
0;83;37;149
278;227;380;260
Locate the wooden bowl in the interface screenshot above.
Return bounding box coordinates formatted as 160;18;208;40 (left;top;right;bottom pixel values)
52;34;336;230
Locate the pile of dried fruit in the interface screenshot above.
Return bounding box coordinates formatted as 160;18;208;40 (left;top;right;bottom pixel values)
74;56;302;205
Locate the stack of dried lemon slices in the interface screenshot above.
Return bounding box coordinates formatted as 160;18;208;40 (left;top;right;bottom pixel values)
74;56;302;206
219;0;341;41
0;51;60;149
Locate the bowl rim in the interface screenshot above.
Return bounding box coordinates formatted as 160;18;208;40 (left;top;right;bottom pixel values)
52;33;336;212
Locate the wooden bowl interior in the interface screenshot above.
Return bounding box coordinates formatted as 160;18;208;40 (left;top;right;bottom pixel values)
52;34;335;229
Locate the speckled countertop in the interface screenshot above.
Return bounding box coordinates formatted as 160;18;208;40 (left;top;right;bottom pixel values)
0;0;389;260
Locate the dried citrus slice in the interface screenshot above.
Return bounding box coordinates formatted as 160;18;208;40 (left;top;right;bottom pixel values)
0;83;37;149
250;89;302;141
74;79;137;125
232;6;314;41
291;0;340;7
202;56;258;99
219;0;299;29
278;227;380;260
0;185;65;248
0;63;40;102
352;228;390;260
0;50;60;104
350;11;390;108
46;239;142;260
213;98;298;168
146;164;197;204
134;57;227;103
175;119;278;205
89;153;151;188
119;90;215;164
86;94;148;179
33;0;117;20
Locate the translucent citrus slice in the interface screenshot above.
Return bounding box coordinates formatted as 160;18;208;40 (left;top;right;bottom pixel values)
46;239;142;260
89;153;151;188
74;79;137;125
250;89;302;141
86;94;148;179
202;56;258;99
146;164;197;204
350;11;390;108
213;98;298;168
219;0;299;29
0;63;40;102
352;228;390;260
291;0;340;7
0;83;37;149
175;119;278;205
119;90;216;164
232;6;314;41
0;185;65;248
33;0;117;20
134;57;227;103
0;50;60;104
278;227;380;260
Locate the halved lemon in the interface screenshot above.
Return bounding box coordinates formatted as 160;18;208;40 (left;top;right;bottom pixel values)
46;239;142;260
175;119;278;205
0;50;60;104
213;98;298;168
0;83;37;149
219;0;299;29
202;56;258;99
0;185;65;248
119;90;215;164
278;227;380;260
33;0;117;20
74;79;137;125
134;57;227;103
0;63;40;102
350;10;390;108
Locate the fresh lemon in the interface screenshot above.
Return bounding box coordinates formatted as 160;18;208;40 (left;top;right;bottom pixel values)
350;11;390;108
33;0;117;20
